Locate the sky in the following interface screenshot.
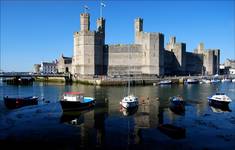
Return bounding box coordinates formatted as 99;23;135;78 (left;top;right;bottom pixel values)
0;0;235;72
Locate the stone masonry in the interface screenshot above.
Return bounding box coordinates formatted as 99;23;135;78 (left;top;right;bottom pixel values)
71;13;220;77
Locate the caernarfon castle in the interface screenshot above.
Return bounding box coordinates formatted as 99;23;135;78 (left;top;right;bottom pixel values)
58;13;220;78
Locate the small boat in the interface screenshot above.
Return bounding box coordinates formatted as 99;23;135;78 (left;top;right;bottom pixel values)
211;79;220;83
202;79;211;84
4;96;39;109
157;124;186;139
159;80;172;85
60;92;96;111
221;78;231;82
120;94;138;109
232;79;235;82
169;96;185;115
208;92;232;107
185;78;199;84
120;46;139;109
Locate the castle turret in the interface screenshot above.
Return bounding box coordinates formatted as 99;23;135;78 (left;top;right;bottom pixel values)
97;17;105;34
170;36;176;45
80;13;90;31
134;18;143;44
96;17;105;45
197;42;204;54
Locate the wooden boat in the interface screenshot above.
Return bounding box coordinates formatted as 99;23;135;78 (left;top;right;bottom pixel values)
158;124;186;139
169;96;185;115
60;92;96;111
4;96;39;109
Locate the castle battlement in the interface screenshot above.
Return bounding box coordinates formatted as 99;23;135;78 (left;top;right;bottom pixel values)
69;13;220;77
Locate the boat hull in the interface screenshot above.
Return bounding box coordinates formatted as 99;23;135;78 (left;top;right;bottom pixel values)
208;99;230;108
120;101;138;109
60;100;96;111
169;97;185;115
4;96;38;109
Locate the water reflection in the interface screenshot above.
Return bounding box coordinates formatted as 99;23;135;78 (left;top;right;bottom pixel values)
209;103;232;113
1;82;235;149
157;124;186;139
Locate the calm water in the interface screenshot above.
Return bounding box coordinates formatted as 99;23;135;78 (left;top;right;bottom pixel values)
0;81;235;149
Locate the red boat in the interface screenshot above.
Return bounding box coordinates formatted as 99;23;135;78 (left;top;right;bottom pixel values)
4;96;39;109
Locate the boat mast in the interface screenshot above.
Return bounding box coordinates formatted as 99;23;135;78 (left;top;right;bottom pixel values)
128;46;130;95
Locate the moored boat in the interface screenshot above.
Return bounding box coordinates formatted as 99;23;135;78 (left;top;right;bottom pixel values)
202;79;211;84
221;78;231;82
211;79;220;83
4;96;39;109
208;92;232;107
159;80;172;85
232;79;235;82
185;78;199;84
60;92;96;111
120;94;138;109
169;96;185;115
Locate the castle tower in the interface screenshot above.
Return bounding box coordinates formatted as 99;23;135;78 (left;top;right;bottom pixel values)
95;17;106;75
197;42;204;54
170;36;176;45
96;17;105;45
80;13;90;31
97;17;105;34
134;18;143;44
72;13;96;76
166;36;176;51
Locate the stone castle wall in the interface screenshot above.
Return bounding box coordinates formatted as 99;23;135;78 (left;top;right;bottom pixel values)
70;13;220;77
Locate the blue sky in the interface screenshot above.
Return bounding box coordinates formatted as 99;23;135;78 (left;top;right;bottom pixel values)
1;0;234;72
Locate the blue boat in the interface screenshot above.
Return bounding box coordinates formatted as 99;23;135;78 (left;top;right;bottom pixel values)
169;96;185;115
60;92;96;111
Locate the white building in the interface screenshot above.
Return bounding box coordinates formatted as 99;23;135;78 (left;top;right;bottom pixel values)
40;61;57;74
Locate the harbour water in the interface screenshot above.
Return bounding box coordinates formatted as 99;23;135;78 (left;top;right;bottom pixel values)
0;81;235;149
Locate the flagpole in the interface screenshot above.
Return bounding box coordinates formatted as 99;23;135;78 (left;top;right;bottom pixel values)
100;2;102;18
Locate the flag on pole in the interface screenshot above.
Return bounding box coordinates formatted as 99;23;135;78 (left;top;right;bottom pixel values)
84;5;89;13
101;2;106;7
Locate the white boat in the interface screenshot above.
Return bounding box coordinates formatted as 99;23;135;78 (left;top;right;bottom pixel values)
120;94;138;108
208;92;232;106
185;78;199;84
211;79;220;83
159;80;172;85
232;79;235;82
202;79;211;84
120;47;138;109
221;78;231;82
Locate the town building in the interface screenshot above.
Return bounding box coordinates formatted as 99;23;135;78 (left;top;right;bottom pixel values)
40;61;57;74
57;54;72;73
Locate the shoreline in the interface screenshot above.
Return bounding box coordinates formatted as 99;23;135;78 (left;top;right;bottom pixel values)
33;74;235;86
